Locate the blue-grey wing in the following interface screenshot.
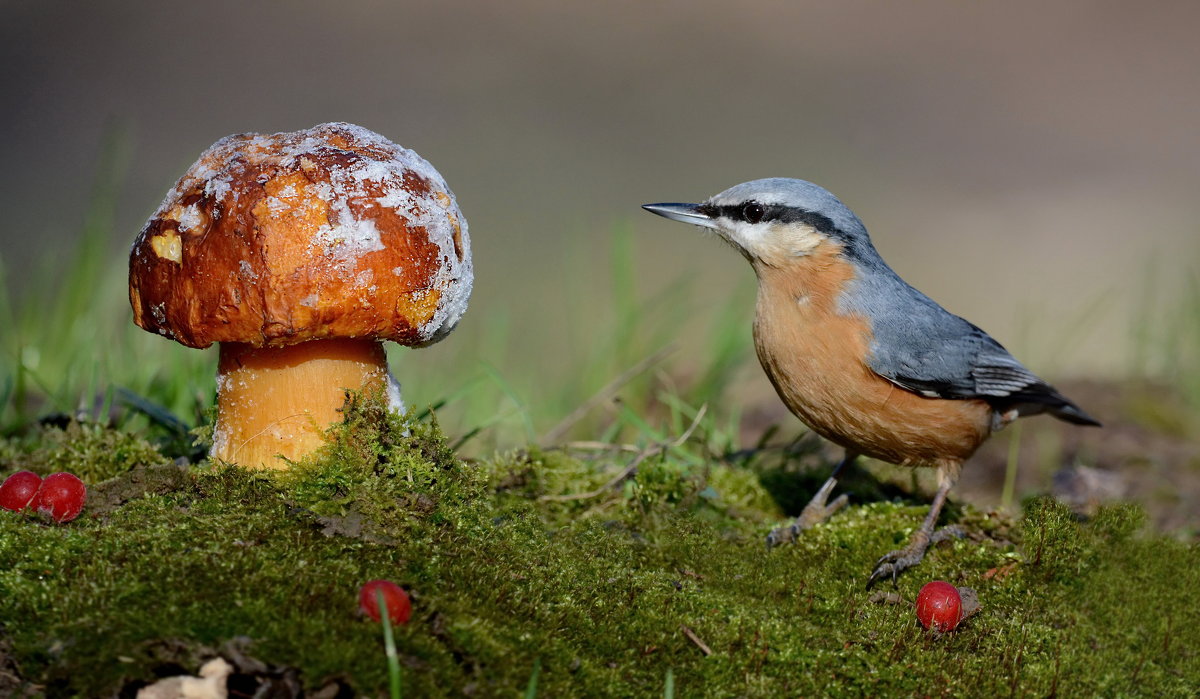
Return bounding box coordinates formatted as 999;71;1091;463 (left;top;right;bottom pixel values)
866;311;1042;400
856;283;1099;425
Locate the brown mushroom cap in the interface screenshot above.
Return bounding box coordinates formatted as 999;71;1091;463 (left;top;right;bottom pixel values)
129;122;472;349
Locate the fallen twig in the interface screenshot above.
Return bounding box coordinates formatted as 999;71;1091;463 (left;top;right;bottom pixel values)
680;625;713;656
558;441;642;453
538;404;707;503
667;403;708;448
539;450;656;503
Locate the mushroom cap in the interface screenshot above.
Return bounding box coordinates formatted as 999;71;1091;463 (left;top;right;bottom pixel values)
129;122;472;349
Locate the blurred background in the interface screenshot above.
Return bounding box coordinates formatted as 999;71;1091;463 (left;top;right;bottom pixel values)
2;1;1198;524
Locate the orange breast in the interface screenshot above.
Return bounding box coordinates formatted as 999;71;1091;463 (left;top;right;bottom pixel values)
751;245;992;467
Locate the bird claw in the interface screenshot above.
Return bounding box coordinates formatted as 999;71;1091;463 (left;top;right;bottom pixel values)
865;525;965;589
866;552;918;589
765;523;800;548
766;480;848;548
794;492;849;530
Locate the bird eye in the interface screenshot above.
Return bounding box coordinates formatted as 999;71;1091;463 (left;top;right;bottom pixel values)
742;202;765;224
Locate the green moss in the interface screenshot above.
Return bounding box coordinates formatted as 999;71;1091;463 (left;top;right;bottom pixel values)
1;396;1197;696
0;420;169;483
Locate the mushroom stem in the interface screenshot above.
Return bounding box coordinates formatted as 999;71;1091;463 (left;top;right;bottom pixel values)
211;338;389;469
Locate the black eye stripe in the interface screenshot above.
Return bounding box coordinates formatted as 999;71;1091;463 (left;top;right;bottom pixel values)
700;202;838;235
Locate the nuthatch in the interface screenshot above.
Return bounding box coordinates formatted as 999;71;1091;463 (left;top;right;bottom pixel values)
643;178;1099;587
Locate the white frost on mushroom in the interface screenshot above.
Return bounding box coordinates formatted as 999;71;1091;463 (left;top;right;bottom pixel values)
339;130;474;344
386;371;405;415
308;181;386;262
209;424;229;464
410;189;473;346
291;122;474;344
175;203;205;232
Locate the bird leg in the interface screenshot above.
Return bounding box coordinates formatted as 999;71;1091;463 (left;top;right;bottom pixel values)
867;463;964;589
767;452;856;547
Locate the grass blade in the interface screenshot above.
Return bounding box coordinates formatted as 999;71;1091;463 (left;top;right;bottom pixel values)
480;362;535;441
1001;421;1023;511
524;658;541;699
116;387;192;436
377;589;402;699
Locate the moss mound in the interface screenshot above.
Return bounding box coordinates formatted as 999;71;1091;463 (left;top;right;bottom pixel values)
1;398;1197;696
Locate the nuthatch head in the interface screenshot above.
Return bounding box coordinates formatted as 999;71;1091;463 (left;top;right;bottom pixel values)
643;178;873;268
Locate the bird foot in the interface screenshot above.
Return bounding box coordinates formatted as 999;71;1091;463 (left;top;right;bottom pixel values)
766;478;848;547
866;525;964;589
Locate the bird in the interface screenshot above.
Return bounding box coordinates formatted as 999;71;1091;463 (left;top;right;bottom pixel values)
642;178;1100;587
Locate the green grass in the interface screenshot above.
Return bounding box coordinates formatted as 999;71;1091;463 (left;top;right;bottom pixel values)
1131;260;1200;411
377;588;403;699
1;400;1197;696
0;127;215;437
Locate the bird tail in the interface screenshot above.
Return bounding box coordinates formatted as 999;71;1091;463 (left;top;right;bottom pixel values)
1047;401;1102;427
995;383;1102;427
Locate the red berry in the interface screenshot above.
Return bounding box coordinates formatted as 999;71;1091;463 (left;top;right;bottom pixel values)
32;472;87;523
916;580;963;632
359;580;412;625
0;471;43;512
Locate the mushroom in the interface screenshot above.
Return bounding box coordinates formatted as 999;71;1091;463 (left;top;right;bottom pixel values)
129;122;472;469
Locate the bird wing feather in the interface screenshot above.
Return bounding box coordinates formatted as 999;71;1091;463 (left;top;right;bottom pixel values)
841;261;1099;426
855;281;1044;402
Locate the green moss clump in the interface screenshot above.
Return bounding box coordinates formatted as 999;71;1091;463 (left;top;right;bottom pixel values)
0;394;1197;696
0;420;170;483
283;392;465;515
487;444;781;533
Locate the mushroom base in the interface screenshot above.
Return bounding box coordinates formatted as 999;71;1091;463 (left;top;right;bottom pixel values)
211;338;389;469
